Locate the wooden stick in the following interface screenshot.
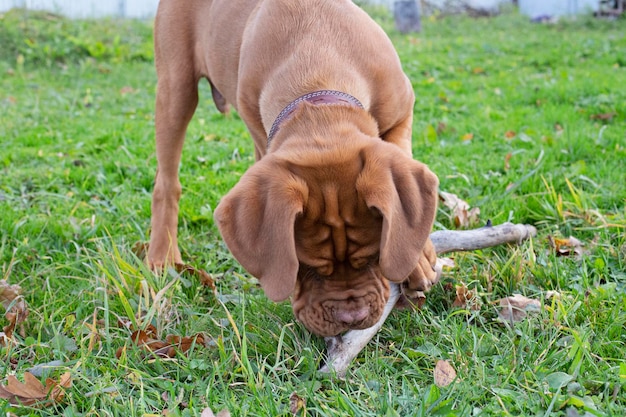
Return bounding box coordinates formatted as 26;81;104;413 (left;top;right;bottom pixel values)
429;222;537;255
319;283;402;375
319;222;537;376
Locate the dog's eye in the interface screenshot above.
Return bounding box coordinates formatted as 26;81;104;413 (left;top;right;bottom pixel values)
350;258;368;270
316;264;333;276
350;254;379;270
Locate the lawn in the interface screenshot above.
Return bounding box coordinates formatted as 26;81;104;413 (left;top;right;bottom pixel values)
0;6;625;416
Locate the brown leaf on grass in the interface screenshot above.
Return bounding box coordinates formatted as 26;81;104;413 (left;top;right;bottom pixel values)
115;345;127;359
116;324;206;359
504;130;516;139
451;283;480;310
504;152;512;171
434;360;457;387
131;241;149;260
139;323;159;339
131;241;217;291
439;191;480;229
548;235;586;257
119;86;137;95
200;407;231;417
165;334;206;354
590;112;616;121
497;294;541;324
396;290;426;310
175;264;216;291
0;280;29;342
289;392;306;415
131;329;169;352
117;327;168;358
117;317;133;329
0;372;71;407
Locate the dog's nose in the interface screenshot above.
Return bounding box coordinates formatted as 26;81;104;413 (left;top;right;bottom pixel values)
334;307;369;325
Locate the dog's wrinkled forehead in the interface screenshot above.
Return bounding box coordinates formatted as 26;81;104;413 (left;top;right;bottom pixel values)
294;175;383;274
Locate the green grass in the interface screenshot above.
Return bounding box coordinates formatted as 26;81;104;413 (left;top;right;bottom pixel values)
1;7;625;416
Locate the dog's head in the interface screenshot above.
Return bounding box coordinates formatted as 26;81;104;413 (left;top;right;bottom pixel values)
214;106;438;336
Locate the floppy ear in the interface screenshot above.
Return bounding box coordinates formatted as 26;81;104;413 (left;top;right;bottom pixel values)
213;156;308;301
357;143;439;282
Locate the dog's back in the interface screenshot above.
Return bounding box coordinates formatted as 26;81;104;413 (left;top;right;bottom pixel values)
154;0;412;148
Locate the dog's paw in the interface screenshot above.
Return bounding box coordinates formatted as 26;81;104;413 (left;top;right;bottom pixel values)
141;240;184;272
401;238;440;296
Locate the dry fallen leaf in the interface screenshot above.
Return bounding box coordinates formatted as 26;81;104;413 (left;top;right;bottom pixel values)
590;112;616;121
504;152;512;171
165;334;206;354
548;235;585;257
200;407;231;417
0;371;71;407
497;294;542;324
132;242;216;291
131;329;169;354
451;283;480;310
434;360;457;387
116;323;206;359
439;191;480;229
396;289;426;310
131;241;149;260
289;392;306;415
117;317;133;329
119;86;136;95
175;264;216;291
0;280;29;342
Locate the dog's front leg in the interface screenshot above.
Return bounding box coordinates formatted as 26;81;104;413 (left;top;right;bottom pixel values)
147;70;199;268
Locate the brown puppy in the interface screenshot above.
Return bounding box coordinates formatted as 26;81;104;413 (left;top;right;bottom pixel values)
148;0;440;337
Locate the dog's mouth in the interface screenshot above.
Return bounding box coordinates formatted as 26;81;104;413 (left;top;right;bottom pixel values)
291;263;391;336
324;294;379;325
293;292;387;337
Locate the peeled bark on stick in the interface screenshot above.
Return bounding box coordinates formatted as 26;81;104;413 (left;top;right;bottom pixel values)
319;222;537;376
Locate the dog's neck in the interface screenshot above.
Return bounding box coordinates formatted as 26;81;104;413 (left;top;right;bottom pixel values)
267;90;364;146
